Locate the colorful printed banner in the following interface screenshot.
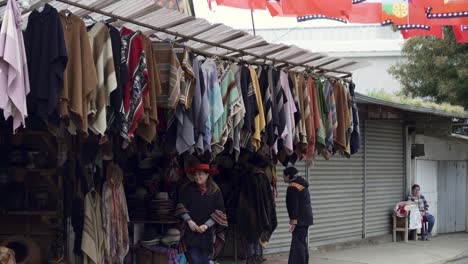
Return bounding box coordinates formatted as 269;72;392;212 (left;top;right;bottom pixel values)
208;0;468;42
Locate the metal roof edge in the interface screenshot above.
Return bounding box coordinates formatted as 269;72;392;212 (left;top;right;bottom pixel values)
356;92;468;119
449;133;468;141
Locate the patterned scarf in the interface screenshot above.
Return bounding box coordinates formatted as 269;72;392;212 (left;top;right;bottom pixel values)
199;184;208;195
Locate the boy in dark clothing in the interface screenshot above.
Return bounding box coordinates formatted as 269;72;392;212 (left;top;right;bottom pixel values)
283;167;313;264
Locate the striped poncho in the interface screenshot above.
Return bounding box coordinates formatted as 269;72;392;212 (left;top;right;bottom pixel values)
88;22;117;136
212;63;243;155
120;28;149;146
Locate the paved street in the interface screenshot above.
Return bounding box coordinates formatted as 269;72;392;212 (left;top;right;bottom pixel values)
264;233;468;264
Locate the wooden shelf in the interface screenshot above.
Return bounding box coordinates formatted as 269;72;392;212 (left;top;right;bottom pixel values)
0;168;56;175
3;210;57;216
129;220;179;224
1;131;51;136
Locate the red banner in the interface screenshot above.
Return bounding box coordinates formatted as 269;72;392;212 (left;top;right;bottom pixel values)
209;0;266;10
264;0;352;17
400;25;444;39
209;0;468;42
426;3;468;25
347;2;383;24
453;25;468;43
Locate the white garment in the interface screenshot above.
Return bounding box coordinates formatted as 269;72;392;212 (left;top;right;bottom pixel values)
0;0;30;132
409;207;422;230
87;22;117;136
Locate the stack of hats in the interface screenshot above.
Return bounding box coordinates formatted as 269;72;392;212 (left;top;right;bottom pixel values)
138;158;154;186
161;229;180;246
149;192;176;222
127;186;149;221
140;227;161;246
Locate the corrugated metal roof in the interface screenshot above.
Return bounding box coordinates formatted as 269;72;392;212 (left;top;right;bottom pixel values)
356;93;468;119
0;0;368;76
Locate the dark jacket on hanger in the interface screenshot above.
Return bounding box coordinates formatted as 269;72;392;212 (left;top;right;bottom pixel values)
106;24;126;133
238;166;278;243
270;68;286;146
239;65;259;151
286;176;313;227
24;4;68;119
349;82;360;154
258;67;275;147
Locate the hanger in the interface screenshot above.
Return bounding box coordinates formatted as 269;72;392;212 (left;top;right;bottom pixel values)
64;8;72;17
37;2;47;13
211;55;224;65
82;14;97;25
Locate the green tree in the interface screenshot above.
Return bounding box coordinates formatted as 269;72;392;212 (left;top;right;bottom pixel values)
389;27;468;109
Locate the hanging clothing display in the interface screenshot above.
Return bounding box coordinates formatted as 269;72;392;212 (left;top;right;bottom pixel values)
87;22;117;136
239;65;258;151
249;66;265;151
227;64;246;160
192;57;210;154
211;63;243;155
24;3;68;120
201;58;224;151
278;70;296;155
120;27;148;146
175;50;196;154
154;42;182;110
305;76;321;160
137;35;159;143
59;11;97;135
258;67;274;147
315;79;327;154
0;0;30;132
302;77;313;158
333;81;351;153
294;74;307;156
349;82;360;155
106;24;126;134
238;165;278;244
82;190;105;264
180;49;196;109
175;98;195;154
102;163;129;264
322;80;338;158
270;68;285;155
2;1;361;160
0;4;371;264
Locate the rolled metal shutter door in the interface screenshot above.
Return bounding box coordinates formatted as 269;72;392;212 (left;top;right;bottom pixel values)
264;161;307;254
365;120;405;236
308;127;365;246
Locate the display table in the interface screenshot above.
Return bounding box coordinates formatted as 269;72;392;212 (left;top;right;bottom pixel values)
136;244;186;264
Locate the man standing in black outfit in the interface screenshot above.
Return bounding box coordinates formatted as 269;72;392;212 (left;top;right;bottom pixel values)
284;167;313;264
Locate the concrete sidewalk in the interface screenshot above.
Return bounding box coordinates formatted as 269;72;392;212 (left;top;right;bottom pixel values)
266;233;468;264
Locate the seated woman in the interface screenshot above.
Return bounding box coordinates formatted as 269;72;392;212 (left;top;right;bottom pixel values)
407;184;435;240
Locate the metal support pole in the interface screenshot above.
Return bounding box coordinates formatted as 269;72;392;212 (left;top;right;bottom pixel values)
54;0;352;76
363;120;367;238
251;10;256;36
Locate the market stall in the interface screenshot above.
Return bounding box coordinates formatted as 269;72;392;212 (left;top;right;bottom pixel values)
0;0;365;263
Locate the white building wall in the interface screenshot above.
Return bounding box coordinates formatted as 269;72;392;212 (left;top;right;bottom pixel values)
244;25;405;94
414;160;439;235
344;56;404;94
412;135;468;233
414;135;468;161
